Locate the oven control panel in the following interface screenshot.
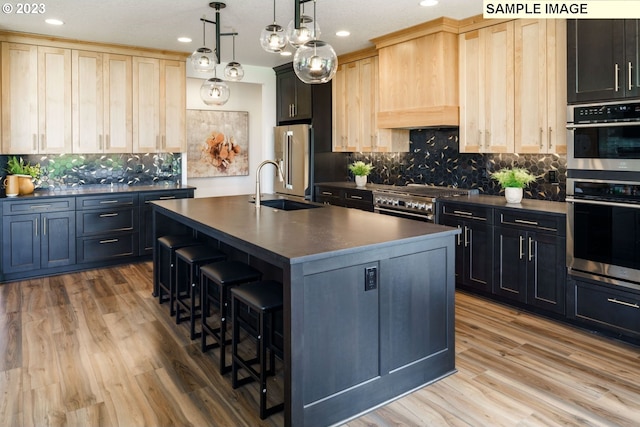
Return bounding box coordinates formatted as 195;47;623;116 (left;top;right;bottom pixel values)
374;196;434;213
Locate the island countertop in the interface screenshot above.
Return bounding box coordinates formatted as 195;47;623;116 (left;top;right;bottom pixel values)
152;194;459;265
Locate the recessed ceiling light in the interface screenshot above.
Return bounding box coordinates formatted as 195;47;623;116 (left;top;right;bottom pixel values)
419;0;438;6
336;30;350;37
178;37;192;43
45;18;64;26
280;51;292;57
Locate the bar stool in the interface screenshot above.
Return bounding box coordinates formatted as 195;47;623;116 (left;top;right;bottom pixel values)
200;260;262;374
156;235;200;315
231;280;284;420
174;245;226;340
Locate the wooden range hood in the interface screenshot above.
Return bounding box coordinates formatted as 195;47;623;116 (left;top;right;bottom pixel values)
371;17;460;129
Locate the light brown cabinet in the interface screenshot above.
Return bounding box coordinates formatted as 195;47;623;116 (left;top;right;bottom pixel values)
133;57;185;153
373;18;459;129
514;19;566;154
459;22;514;153
72;50;132;153
332;56;409;152
1;42;72;154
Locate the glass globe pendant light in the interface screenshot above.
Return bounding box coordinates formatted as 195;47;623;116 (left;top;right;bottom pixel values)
286;2;319;48
293;0;337;84
260;0;286;53
191;18;216;73
201;66;230;106
224;32;244;81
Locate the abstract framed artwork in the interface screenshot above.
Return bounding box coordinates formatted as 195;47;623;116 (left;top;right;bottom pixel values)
186;110;249;177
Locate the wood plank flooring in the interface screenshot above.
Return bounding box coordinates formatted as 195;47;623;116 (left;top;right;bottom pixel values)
1;262;639;427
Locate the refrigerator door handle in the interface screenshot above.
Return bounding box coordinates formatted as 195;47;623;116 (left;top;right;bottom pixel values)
285;131;294;189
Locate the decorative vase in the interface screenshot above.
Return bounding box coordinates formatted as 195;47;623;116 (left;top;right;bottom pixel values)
355;175;367;187
504;187;523;204
17;175;35;196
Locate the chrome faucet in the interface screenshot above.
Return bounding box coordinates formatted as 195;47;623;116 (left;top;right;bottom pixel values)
255;160;284;208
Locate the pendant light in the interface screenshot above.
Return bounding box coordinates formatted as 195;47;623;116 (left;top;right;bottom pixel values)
201;67;230;105
260;0;286;53
286;2;319;48
293;0;337;84
224;32;244;81
191;17;216;73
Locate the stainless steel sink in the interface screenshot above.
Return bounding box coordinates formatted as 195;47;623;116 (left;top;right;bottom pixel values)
254;199;323;211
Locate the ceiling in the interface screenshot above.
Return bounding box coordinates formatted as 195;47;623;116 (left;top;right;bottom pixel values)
0;0;482;69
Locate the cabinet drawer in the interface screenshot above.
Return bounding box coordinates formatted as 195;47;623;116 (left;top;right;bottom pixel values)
76;194;137;210
76;207;138;236
573;280;640;337
140;190;193;204
343;188;373;203
3;197;75;214
439;202;492;224
496;210;564;235
77;233;139;263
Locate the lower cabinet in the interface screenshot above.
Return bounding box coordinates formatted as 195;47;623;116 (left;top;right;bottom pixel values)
315;184;374;212
140;189;194;255
439;203;493;293
2;205;76;274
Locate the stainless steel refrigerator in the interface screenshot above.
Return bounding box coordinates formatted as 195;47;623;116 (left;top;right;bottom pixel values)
274;124;310;199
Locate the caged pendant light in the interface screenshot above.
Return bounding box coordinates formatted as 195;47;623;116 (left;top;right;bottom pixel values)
191;17;216;72
293;0;337;84
260;0;287;53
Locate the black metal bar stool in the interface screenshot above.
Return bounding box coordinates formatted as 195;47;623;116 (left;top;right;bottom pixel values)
156;235;200;315
174;245;226;340
230;280;284;420
200;260;262;374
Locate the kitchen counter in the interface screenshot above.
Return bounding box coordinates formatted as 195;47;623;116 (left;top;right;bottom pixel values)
444;193;567;216
152;195;459;427
1;182;193;199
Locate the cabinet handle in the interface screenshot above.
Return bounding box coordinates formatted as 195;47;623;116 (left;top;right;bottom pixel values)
519;235;524;260
35;217;38;237
515;219;539;226
485;130;490;149
548;127;553;150
99;200;119;204
615;63;620;92
43;216;47;235
159;196;176;200
539;127;543;149
464;226;470;248
99;238;119;244
41;134;46;151
106;134;110;150
349;195;363;200
478;130;483;148
162;135;166;149
456;225;462;246
453;210;473;216
629;61;633;91
29;204;52;209
99;135;104;150
528;237;534;262
607;298;639;309
33;134;37;151
321;191;334;196
99;213;119;218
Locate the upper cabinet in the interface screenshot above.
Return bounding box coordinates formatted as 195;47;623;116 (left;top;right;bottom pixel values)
133;57;186;153
372;18;459;129
567;19;640;103
332;54;409;152
458;18;566;154
275;64;312;124
72;50;132;153
1;42;72;154
1;32;186;154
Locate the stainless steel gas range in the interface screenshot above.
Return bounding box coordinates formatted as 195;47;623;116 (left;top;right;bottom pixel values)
373;185;479;222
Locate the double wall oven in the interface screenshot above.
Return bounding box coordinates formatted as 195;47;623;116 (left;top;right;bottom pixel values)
566;100;640;291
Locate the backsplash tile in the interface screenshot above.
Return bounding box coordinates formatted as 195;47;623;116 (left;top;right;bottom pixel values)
351;128;567;202
0;153;181;189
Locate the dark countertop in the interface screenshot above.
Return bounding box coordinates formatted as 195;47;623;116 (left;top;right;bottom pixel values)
1;183;195;200
152;194;459;264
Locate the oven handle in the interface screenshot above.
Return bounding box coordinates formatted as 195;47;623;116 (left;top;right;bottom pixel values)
566;196;640;209
567;121;640;129
374;206;433;221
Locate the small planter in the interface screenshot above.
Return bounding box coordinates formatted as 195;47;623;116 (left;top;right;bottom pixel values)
355;175;367;187
17;175;35;195
504;187;523;204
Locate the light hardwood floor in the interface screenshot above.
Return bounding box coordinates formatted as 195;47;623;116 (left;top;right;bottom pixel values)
0;262;638;427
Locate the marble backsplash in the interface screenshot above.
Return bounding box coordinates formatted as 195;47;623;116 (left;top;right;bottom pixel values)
350;128;567;202
0;153;182;190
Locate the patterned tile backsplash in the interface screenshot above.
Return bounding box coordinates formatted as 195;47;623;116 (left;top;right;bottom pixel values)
351;128;567;202
0;153;182;190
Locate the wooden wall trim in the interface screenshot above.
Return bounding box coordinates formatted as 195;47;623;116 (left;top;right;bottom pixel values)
0;31;190;61
457;14;515;33
371;17;460;49
338;47;378;65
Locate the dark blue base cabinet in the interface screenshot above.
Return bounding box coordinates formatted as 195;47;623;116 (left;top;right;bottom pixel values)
0;187;193;282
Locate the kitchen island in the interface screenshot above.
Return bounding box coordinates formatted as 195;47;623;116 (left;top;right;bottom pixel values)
152;195;459;427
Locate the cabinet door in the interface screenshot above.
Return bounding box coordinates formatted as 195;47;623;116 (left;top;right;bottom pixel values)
42;211;76;269
332;64;348;151
440;217;465;284
494;227;527;301
104;54;132;153
73;50;104;152
624;20;640;98
459;30;483;152
2;213;40;274
277;70;297;123
345;62;361;150
294;75;312;120
465;221;494;292
133;56;161;152
38;46;72;154
160;60;186;153
567;19;625;102
2;42;39;154
526;232;566;314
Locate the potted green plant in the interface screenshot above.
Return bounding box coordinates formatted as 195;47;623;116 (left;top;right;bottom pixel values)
490;167;536;204
6;156;41;195
348;161;374;187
